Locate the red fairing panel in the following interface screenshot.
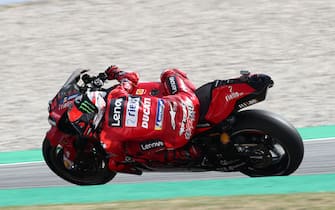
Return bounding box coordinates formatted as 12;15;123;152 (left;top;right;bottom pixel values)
205;83;256;124
46;126;66;146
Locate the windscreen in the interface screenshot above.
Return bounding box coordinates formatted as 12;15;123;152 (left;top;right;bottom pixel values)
50;70;86;111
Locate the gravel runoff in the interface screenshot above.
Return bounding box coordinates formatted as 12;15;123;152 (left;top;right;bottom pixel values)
0;0;334;151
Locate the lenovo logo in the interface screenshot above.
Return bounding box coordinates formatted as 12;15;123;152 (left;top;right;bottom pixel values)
140;140;165;151
109;97;125;127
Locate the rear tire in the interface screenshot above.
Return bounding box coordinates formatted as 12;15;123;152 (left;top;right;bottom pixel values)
231;109;304;176
42;138;116;185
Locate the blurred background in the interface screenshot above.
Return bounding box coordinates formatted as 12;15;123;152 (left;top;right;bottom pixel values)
0;0;334;151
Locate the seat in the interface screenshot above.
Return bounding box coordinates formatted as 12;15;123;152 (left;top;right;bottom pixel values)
195;82;213;126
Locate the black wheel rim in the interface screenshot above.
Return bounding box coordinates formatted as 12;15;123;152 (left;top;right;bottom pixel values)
50;142;110;184
231;129;291;176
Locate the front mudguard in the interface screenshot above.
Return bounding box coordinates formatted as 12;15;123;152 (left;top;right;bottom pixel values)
44;126;78;160
45;126;74;147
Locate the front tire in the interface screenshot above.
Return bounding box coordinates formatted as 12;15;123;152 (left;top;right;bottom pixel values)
42;138;116;185
231;109;304;177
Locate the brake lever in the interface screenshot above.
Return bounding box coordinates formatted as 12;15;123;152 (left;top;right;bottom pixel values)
93;77;104;88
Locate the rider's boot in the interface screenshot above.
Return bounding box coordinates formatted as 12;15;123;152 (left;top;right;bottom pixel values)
151;145;201;162
108;157;142;175
128;145;199;166
172;145;201;161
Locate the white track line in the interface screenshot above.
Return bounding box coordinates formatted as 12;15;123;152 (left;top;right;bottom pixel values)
0;161;44;167
303;137;335;142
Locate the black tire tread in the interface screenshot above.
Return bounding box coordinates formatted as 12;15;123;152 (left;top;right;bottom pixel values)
42;138;116;185
233;109;304;176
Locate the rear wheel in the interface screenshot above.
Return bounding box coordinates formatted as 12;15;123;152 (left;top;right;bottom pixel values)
230;109;304;176
42;138;116;185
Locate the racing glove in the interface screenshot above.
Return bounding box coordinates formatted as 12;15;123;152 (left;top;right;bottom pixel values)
105;65;121;80
105;65;139;85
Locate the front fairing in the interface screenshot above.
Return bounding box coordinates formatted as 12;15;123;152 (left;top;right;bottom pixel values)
48;70;86;125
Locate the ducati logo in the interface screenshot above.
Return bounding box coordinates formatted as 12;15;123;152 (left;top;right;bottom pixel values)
141;98;151;128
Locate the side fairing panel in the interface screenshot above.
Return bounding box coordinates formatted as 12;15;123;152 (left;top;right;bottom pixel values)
205;83;255;124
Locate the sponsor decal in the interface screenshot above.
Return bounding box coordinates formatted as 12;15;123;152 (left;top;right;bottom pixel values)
141;98;151;128
179;98;196;140
59;101;72;110
135;89;146;95
155;99;165;130
140;140;165;151
167;76;178;94
109;97;125;127
179;103;188;136
63;93;80;103
225;86;244;102
78;100;98;114
185;98;195;120
184;99;195;140
169;102;177;130
58;93;81;110
238;99;258;109
125;96;140;127
59;90;80;103
225;92;243;102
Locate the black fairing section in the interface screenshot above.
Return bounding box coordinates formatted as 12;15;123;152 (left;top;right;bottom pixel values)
248;74;274;90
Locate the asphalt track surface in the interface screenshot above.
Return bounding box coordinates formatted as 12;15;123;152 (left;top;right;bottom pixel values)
0;138;333;189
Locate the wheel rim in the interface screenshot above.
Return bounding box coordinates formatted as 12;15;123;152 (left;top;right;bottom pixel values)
50;142;110;183
231;129;291;175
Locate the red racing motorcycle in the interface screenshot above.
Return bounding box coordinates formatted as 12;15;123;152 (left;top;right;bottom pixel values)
43;69;304;185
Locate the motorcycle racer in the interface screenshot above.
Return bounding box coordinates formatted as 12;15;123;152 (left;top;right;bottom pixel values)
45;66;304;185
68;65;200;174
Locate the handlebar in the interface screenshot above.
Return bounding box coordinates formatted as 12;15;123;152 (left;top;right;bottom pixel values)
81;72;108;90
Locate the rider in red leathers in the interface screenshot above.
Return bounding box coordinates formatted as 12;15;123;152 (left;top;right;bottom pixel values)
100;66;200;173
69;65;201;174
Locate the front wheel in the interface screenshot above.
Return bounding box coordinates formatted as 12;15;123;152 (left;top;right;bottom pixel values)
230;109;304;177
42;137;116;185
